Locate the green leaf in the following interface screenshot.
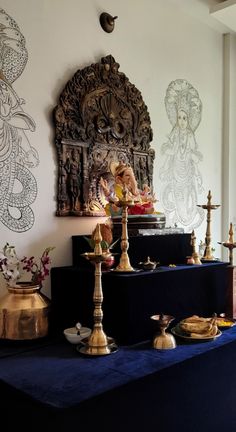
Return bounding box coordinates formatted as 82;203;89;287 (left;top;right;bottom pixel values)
84;236;95;250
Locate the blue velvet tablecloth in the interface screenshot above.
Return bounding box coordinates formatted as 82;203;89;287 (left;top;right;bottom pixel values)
2;326;236;432
51;262;229;344
1;325;236;409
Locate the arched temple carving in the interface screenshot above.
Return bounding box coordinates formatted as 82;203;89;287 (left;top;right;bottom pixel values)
53;54;155;216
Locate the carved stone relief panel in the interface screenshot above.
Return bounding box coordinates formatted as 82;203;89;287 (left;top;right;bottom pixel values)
53;55;155;216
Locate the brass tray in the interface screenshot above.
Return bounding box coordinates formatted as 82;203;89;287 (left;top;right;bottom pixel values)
110;268;141;274
171;324;222;341
78;344;118;356
77;336;118;356
80;336;116;346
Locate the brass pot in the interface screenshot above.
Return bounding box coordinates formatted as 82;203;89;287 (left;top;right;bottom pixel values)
0;282;50;340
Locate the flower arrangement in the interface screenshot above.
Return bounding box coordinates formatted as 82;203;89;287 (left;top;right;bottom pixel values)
0;243;55;287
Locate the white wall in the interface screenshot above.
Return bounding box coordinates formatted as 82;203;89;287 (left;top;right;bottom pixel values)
0;0;229;297
221;33;236;260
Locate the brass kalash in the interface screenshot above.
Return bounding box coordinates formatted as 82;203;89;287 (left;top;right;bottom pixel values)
79;223;117;355
0;282;50;340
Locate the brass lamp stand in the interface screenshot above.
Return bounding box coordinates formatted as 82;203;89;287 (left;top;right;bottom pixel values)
197;190;220;261
114;186;135;272
191;230;202;265
79;224;117;355
218;222;236;266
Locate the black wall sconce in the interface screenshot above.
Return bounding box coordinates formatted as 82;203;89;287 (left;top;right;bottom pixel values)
99;12;118;33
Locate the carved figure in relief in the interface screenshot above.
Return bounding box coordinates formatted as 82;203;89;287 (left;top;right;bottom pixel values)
58;159;68;212
64;149;81;212
136;156;148;190
53;55;155;217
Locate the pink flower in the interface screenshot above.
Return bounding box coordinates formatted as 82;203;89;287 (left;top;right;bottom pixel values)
0;243;55;287
21;247;55;286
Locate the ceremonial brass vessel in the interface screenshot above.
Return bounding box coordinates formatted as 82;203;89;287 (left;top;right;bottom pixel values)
151;314;176;350
0;282;50;340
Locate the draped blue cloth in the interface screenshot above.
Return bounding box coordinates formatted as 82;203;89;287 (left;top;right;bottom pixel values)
0;326;236;409
51;262;229;343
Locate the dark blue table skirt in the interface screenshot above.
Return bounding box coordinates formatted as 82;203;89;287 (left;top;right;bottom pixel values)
1;327;236;431
50;262;229;344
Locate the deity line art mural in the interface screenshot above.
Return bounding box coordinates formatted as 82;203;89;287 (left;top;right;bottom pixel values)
0;8;38;232
160;79;204;231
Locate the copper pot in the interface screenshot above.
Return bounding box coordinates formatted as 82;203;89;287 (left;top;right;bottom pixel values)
0;282;50;340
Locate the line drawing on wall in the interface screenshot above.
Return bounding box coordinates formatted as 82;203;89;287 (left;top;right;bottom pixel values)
0;8;38;232
159;79;204;231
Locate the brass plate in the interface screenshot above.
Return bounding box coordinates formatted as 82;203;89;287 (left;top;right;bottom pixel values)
77;336;118;356
200;258;220;263
171;325;222;341
80;336;115;346
77;344;118;356
110;268;141;274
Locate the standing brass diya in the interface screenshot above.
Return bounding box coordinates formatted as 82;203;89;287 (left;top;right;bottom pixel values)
151;314;176;350
218;222;236;266
197;190;220;261
79;223;117;355
114;185;135;272
190;230;202;265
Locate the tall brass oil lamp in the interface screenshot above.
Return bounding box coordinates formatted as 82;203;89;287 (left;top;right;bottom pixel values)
79;223;117;355
191;230;202;265
114;185;135;272
218;222;236;266
197;190;220;261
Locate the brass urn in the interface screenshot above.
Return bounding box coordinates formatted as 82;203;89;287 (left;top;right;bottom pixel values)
0;282;50;340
